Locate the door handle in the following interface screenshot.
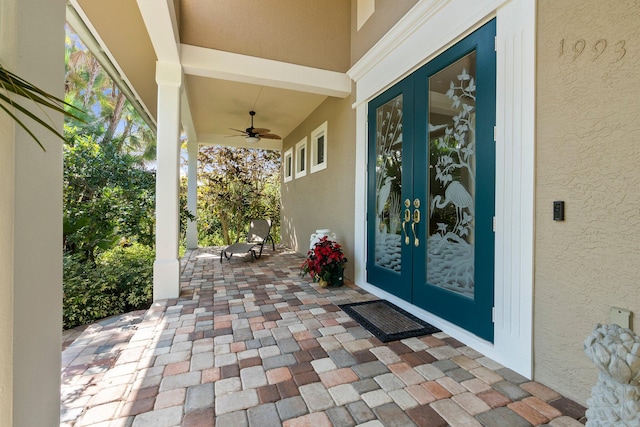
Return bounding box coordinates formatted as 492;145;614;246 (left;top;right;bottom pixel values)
411;199;421;247
401;199;411;245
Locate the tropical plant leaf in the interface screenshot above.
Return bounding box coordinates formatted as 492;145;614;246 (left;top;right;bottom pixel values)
0;92;66;142
0;99;46;150
0;63;85;151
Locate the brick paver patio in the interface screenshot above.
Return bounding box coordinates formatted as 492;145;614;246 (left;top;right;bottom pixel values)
61;246;587;426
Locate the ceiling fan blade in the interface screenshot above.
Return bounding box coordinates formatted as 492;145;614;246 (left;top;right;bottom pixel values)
225;134;246;138
229;112;277;140
252;127;271;135
260;133;281;140
229;128;249;135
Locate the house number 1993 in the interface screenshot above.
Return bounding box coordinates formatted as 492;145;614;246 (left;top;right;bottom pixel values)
559;38;626;63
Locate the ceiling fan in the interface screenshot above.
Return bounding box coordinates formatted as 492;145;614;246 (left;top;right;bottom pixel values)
229;110;281;144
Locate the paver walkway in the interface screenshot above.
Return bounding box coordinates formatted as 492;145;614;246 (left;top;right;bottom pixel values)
61;246;587;426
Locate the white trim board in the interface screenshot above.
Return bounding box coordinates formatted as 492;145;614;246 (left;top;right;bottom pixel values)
181;44;351;98
348;0;535;378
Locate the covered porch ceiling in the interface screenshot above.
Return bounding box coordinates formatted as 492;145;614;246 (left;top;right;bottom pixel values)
67;0;352;151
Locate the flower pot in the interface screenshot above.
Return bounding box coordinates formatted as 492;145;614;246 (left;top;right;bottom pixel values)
310;229;337;249
331;273;344;287
328;267;345;287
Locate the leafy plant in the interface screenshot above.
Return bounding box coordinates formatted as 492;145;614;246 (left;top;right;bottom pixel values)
97;244;154;309
301;236;348;287
62;243;154;329
0;63;84;150
63;128;156;263
62;254;122;329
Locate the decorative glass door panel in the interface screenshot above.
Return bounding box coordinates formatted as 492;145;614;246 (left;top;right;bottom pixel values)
367;20;495;342
427;52;476;299
367;79;413;302
374;94;403;273
414;19;496;342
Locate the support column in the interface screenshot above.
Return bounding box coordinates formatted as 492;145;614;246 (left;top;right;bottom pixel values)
186;138;198;249
1;0;65;424
154;61;182;300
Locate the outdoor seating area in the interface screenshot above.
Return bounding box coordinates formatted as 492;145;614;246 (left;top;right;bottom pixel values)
60;246;587;427
220;220;276;262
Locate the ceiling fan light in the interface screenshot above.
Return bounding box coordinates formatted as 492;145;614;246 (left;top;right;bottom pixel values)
246;136;260;144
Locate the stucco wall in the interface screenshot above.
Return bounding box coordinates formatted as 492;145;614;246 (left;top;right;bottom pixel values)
535;0;640;404
0;0;65;425
350;0;418;65
180;0;351;73
281;92;356;280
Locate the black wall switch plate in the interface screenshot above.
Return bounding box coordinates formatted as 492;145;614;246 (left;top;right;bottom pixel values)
553;201;564;221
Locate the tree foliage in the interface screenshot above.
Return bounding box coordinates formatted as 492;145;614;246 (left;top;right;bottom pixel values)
64;25;154;161
197;146;281;246
63;126;156;263
62;25;159;328
63;26;158;264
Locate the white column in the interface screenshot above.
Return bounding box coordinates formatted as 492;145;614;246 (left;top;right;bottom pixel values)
154;61;182;300
186;138;198;249
1;0;65;424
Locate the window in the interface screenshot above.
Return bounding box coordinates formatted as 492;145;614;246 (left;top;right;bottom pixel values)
283;148;293;182
311;121;328;173
295;138;307;179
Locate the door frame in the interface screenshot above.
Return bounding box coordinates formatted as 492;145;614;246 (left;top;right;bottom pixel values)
348;0;535;378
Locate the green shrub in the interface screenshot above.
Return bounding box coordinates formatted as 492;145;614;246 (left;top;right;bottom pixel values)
97;243;154;310
63;243;154;329
62;254;123;329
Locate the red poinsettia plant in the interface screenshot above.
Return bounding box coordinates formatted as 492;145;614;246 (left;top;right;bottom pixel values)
300;236;348;287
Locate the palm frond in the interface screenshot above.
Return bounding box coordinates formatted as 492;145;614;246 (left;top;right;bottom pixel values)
0;63;85;151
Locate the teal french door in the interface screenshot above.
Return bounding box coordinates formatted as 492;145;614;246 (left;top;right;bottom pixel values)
367;20;496;341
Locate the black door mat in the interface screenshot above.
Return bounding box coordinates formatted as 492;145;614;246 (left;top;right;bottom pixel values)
339;300;440;343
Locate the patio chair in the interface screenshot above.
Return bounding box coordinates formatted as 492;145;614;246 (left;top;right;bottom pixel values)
220;219;275;262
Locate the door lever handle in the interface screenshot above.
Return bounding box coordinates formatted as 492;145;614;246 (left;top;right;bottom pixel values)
401;199;411;245
411;204;421;247
411;199;420;247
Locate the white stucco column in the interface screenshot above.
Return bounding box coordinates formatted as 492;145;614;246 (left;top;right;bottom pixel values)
154;61;182;300
186;138;198;249
1;0;65;424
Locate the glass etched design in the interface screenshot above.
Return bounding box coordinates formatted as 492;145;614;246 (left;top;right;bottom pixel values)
375;94;403;273
427;52;476;298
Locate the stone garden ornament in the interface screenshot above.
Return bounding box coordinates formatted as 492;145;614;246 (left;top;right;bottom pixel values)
583;323;640;426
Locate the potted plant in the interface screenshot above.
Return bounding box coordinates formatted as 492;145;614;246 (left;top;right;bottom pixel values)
301;236;347;288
